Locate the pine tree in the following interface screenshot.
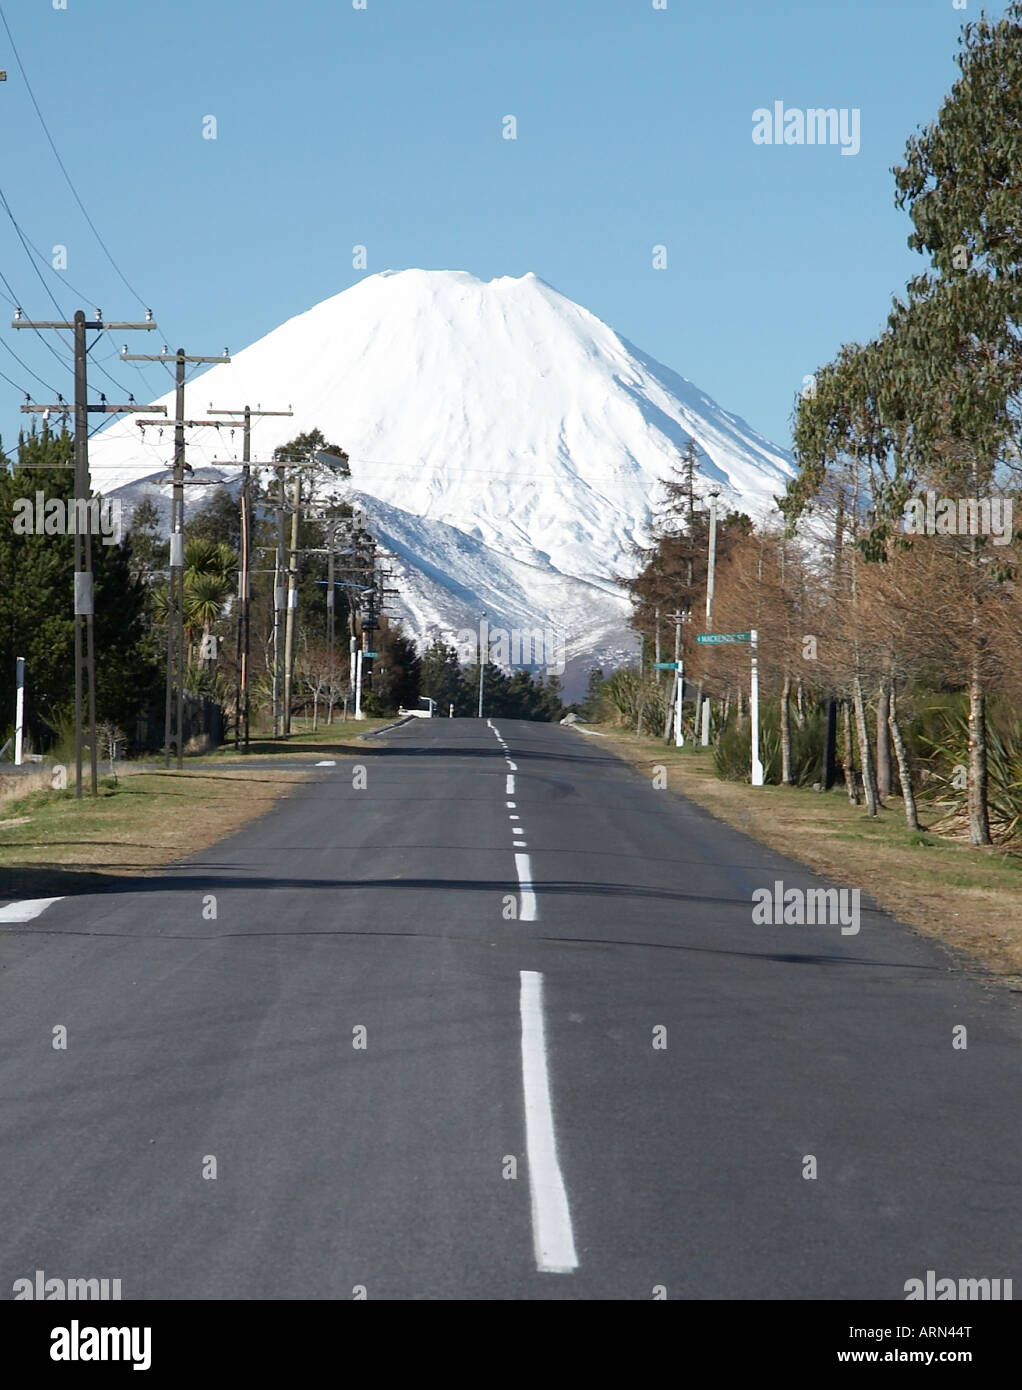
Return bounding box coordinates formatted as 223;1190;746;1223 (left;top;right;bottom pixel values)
127;494;167;584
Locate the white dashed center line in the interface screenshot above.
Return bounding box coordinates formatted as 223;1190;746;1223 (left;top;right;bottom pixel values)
514;852;536;921
519;970;577;1274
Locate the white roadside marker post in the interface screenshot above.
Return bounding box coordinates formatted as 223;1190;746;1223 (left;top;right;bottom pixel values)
674;657;684;747
354;648;364;720
14;656;25;765
700;696;710;745
750;628;764;786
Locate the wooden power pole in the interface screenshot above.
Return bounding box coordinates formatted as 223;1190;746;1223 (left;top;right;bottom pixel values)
130;347;231;767
14;308;164;796
207;404;293;748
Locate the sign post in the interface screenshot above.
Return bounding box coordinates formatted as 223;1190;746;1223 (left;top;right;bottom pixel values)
654;661;684;745
697;631;763;785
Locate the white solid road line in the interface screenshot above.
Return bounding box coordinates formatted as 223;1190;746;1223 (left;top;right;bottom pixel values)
0;897;64;923
514;851;537;922
506;760;518;771
506;775;515;795
314;760;336;766
519;970;577;1274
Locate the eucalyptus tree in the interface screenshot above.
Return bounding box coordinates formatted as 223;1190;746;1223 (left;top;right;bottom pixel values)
784;339;899;816
890;0;1022;844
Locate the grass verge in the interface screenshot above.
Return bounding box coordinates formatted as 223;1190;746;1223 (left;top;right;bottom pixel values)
0;717;398;899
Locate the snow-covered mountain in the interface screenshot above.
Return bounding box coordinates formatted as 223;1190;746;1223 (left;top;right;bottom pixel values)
89;269;794;697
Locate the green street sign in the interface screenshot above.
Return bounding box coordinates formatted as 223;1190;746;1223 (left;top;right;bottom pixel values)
697;632;751;645
362;650;378;659
653;661;681;670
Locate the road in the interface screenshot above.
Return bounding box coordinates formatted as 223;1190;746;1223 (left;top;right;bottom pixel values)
0;717;1019;1300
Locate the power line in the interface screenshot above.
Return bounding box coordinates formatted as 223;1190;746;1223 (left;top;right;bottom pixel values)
0;334;59;395
0;362;27;395
20;221;99;305
0;184;158;403
0;185;74;344
0;9;167;408
0;1;148;310
0;217;76;379
0;176;164;401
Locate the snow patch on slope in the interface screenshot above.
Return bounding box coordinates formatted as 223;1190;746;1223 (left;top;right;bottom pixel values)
90;269;793;696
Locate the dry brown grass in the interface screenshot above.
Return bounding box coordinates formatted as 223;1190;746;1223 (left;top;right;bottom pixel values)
0;765;312;900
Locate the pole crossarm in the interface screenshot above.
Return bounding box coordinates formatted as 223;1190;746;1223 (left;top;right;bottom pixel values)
136;419;226;429
13;319;157;332
207;408;293;418
11;309;159;797
121;352;228;364
23;403;167;414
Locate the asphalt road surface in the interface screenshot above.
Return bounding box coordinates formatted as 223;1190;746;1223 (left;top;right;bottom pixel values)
1;718;1019;1300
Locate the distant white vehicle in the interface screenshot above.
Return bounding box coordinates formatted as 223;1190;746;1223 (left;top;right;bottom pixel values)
399;697;437;719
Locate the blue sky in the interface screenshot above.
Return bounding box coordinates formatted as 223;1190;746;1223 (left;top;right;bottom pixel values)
0;0;991;457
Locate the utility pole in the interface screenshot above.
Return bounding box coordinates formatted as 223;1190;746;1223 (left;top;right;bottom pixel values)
208;404;292;747
702;489;722;750
15;308;163;796
263;443;349;735
131;346;231;768
283;472;301;734
272;465;287;735
665;610;685;746
478;613;487;719
705;489;720;627
327;544;335;673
